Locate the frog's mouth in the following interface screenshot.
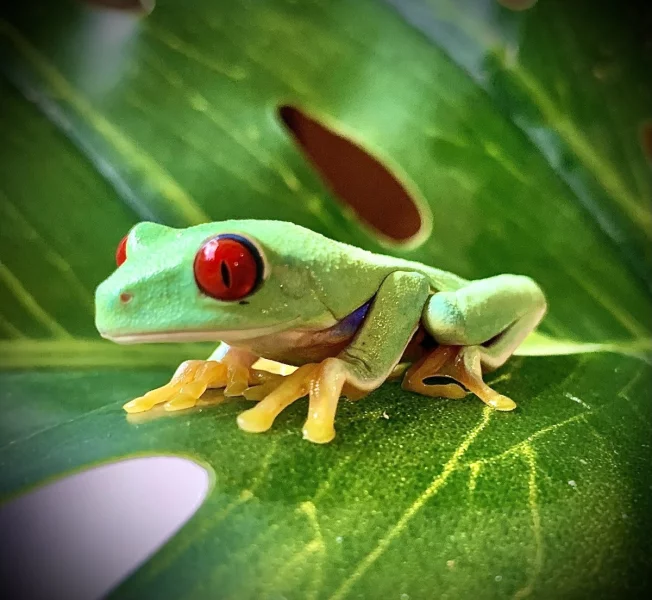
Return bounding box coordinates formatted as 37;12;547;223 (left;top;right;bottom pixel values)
100;317;309;344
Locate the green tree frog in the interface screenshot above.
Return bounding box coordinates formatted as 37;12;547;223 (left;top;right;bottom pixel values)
95;220;546;444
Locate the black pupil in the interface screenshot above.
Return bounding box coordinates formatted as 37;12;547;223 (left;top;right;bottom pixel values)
220;261;231;288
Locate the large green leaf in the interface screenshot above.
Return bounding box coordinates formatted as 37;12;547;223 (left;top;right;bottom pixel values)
2;354;651;600
0;0;650;598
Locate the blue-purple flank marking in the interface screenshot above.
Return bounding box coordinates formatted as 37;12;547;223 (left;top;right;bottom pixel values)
329;299;372;340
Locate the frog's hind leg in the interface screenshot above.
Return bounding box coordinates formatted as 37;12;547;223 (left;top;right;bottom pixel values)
404;274;546;410
403;344;517;410
402;346;469;400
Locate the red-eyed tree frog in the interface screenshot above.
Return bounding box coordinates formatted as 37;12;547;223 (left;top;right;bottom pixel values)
95;220;546;444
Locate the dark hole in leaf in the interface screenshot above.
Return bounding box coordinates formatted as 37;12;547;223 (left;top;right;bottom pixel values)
220;261;231;288
422;375;469;391
279;105;422;243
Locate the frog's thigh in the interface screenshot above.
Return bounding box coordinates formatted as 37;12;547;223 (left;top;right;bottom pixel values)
423;275;546;370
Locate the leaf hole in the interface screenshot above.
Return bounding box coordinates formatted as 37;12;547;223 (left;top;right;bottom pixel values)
0;456;209;599
278;105;426;245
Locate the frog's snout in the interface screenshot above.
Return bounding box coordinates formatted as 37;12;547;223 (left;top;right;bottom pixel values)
95;276;138;338
96;278;132;310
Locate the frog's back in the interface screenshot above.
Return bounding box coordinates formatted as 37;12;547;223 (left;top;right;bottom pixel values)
301;228;469;292
360;248;469;292
213;220;468;320
256;220;470;293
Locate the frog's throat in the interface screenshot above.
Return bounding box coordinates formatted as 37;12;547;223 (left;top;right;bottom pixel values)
101;317;308;345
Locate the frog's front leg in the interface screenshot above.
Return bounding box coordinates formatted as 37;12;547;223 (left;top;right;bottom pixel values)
237;271;430;443
123;345;258;413
404;274;546;409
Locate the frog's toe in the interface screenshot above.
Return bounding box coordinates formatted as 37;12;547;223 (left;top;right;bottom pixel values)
487;394;517;411
123;396;158;414
242;377;286;401
123;383;180;412
236;359;348;443
236;364;318;435
237;408;276;433
164;394;200;412
224;364;251;397
302;420;335;444
301;357;346;444
163;380;210;411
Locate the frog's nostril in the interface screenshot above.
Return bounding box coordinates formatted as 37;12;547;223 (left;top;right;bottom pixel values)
120;292;133;304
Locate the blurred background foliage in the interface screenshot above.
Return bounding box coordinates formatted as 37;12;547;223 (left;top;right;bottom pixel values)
0;0;650;598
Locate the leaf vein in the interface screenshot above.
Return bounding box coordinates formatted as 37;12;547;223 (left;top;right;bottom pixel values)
145;25;247;81
148;436;286;580
0;193;95;314
467;412;589;468
0;397;117;456
140;32;305;196
329;406;493;600
514;444;544;600
0;260;71;338
0;20;209;226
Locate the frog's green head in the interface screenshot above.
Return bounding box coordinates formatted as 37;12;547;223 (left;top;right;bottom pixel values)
95;220;341;344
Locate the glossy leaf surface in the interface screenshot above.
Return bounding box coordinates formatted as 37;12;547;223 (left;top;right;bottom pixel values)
0;0;650;598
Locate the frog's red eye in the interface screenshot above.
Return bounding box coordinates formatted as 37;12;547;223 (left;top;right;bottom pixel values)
116;235;128;267
194;234;263;301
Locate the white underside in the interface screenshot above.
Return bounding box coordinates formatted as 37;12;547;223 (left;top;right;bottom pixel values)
101;318;308;345
101;316;406;393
